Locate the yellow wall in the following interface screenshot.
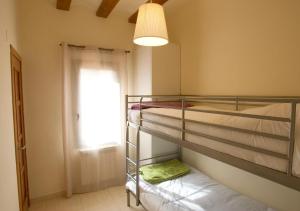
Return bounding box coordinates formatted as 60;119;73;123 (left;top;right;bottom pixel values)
19;0;135;199
168;0;300;96
167;0;300;210
16;0;300;208
131;44;180;163
0;0;21;210
132;43;181;95
152;43;181;95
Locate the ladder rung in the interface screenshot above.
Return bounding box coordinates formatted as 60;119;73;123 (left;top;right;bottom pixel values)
126;157;137;166
126;141;136;148
127;173;136;183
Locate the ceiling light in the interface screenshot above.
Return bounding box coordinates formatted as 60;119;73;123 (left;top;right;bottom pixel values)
133;3;169;47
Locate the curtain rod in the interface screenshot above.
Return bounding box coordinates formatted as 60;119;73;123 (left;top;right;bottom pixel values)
59;42;131;53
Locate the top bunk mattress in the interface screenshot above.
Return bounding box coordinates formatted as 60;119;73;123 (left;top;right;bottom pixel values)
128;103;300;177
126;166;276;211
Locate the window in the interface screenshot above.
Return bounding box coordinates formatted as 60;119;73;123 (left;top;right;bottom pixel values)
78;67;121;150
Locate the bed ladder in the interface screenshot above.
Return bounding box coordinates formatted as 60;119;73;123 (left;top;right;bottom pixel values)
125;121;141;207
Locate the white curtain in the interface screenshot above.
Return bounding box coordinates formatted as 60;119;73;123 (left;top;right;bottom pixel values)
61;43;127;197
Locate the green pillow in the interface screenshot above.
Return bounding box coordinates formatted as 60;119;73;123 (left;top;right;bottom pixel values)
140;159;190;184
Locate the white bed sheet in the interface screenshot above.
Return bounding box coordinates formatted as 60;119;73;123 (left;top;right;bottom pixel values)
128;103;300;177
126;167;276;211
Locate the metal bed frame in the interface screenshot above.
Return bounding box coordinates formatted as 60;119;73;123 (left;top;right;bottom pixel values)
125;95;300;208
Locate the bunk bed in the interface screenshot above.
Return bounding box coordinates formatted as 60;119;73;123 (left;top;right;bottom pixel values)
125;95;300;210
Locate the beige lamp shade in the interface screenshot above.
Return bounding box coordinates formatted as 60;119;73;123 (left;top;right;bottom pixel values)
133;3;169;47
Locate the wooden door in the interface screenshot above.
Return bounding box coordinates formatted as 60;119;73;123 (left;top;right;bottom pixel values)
10;45;30;211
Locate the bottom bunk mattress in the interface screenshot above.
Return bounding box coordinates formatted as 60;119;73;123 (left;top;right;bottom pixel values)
126;166;275;211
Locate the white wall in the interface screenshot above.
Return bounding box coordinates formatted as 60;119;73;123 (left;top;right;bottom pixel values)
131;44;180;162
167;0;300;210
132;46;152;95
130;46;153;161
19;0;135;199
0;0;21;210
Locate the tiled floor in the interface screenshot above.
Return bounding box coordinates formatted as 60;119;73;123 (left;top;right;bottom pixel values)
29;186;145;211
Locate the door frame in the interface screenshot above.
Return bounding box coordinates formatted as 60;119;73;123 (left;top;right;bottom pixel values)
10;45;30;211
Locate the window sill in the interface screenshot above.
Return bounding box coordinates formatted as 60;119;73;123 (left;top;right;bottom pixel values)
79;144;121;152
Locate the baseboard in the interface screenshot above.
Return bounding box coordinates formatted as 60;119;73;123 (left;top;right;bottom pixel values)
30;191;66;203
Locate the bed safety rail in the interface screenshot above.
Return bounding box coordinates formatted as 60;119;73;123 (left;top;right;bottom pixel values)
125;95;300;207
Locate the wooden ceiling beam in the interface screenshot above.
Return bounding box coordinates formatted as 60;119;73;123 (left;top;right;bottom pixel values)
128;0;169;24
56;0;72;11
96;0;120;18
